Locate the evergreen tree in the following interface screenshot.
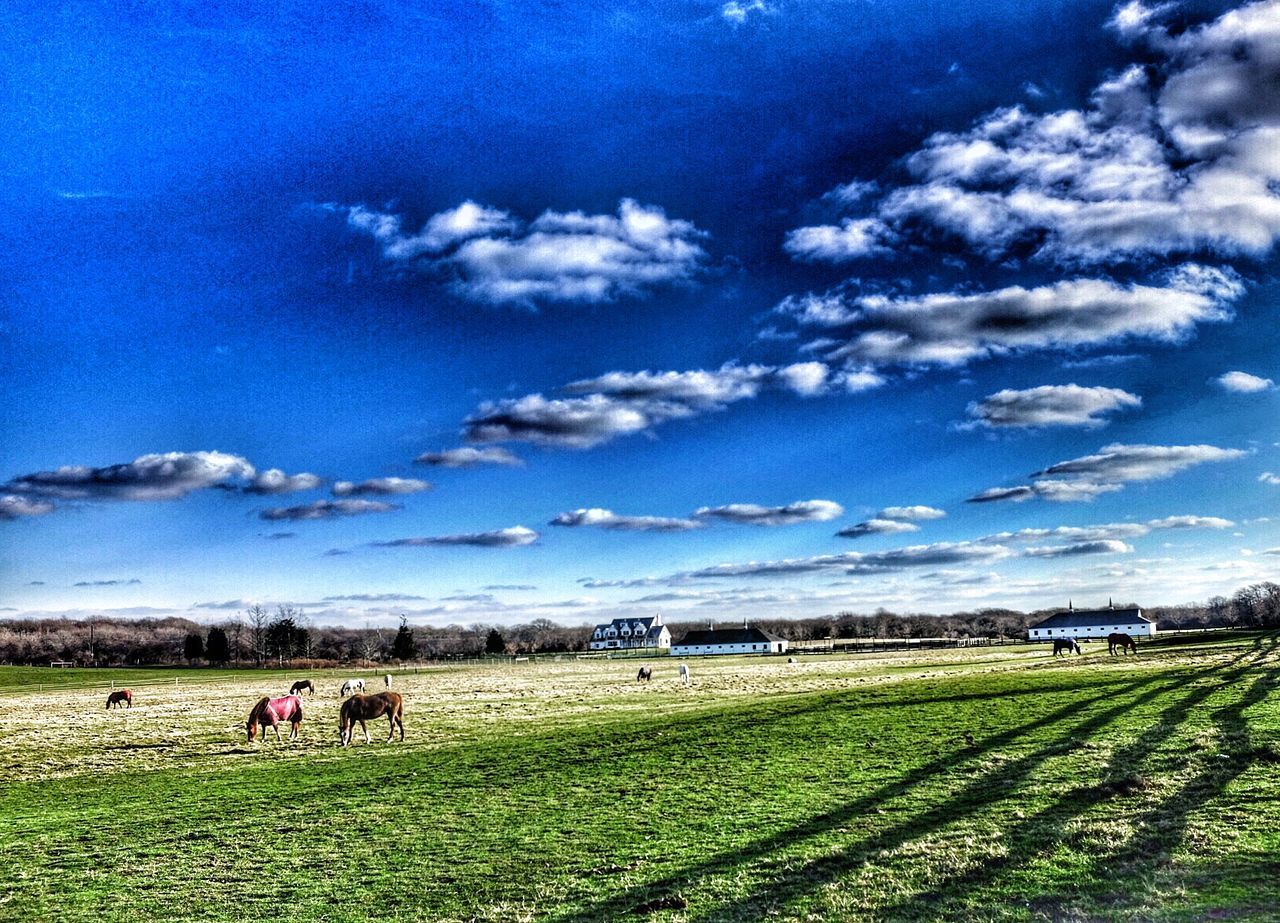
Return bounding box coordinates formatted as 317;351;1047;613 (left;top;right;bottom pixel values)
485;628;506;655
205;626;230;665
392;616;417;661
183;632;204;663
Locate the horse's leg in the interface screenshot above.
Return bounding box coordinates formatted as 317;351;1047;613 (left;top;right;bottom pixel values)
273;720;282;743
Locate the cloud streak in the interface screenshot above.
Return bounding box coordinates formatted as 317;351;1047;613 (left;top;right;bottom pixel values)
259;499;401;521
372;526;539;548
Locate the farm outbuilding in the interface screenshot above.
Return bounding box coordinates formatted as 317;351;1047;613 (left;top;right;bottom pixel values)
1027;602;1155;641
670;625;788;657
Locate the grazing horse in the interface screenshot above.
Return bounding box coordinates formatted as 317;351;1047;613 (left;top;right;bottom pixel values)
106;689;132;709
637;666;652;683
1108;632;1138;656
1053;638;1081;656
678;663;690;687
384;673;392;689
247;694;304;743
339;692;404;746
340;678;365;697
289;679;314;696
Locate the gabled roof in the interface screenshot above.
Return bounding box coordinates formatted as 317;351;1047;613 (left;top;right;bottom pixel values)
672;626;783;646
593;616;656;631
1030;607;1150;630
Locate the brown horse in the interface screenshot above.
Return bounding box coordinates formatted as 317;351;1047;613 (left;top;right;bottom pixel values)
247;694;304;743
1052;638;1081;656
339;692;404;746
106;689;132;709
289;679;315;696
1108;632;1138;656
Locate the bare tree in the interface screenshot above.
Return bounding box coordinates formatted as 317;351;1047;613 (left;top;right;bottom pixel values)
246;605;270;666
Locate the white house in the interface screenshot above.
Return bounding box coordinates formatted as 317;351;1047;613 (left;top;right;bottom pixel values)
588;613;671;651
1027;602;1156;641
670;625;788;657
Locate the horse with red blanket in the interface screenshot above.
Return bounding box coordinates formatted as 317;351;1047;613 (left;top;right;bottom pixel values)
246;694;304;743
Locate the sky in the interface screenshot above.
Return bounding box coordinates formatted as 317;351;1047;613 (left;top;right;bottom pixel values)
3;0;1280;629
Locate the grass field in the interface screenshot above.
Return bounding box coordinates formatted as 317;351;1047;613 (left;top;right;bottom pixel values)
3;634;1279;922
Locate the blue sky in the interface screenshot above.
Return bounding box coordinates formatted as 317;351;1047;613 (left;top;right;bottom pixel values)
3;0;1279;627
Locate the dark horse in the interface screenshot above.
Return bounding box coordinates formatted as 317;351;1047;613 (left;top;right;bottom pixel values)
289;679;315;696
106;689;132;709
637;666;652;682
247;694;304;743
1053;638;1081;656
339;692;404;746
1108;632;1138;656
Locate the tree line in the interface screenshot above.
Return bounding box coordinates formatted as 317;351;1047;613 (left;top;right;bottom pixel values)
3;582;1279;666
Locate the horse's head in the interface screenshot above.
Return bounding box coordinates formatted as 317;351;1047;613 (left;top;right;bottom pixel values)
246;717;257;742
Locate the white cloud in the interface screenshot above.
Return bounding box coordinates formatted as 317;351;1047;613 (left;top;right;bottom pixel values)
343;198;707;305
332;477;432;496
790;1;1280;266
465;361;838;449
783;218;894;261
685;541;1011;578
1147;515;1235;530
879;505;946;521
721;0;770;24
1214;371;1275;393
1259;472;1280;486
967;480;1125;504
372;526;538;548
259;499;401;521
245;469;323;495
0;495;55;520
693;499;844;526
1033;442;1247;482
781;267;1240;368
5;451;256;501
549;508;703;532
837;519;921;539
970;442;1246;503
965;384;1142;428
1024;539;1134;557
414;446;524;468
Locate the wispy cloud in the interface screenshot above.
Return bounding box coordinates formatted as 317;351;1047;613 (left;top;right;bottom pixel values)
372;526;539;548
5;451;255;502
837;519;921;539
259;499;401;521
693;500;844;526
332;477;431;496
550;508;703;532
414;447;523;468
74;578;143;587
244;469;323;495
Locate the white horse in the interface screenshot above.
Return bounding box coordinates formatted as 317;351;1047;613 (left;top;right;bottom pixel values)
678;663;690;687
340;678;365;697
384;673;392;689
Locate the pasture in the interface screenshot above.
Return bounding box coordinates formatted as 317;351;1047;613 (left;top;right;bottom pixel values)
2;634;1279;922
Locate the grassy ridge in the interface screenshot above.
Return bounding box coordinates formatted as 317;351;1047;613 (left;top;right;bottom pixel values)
3;636;1279;921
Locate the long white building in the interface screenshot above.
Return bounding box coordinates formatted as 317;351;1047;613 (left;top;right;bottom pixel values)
670;625;788;657
1027;602;1155;641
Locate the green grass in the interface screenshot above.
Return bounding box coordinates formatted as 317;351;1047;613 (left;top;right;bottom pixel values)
3;635;1279;921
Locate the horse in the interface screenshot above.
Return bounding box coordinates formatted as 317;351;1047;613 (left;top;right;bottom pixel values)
384;673;392;689
340;678;365;697
247;694;303;743
678;663;690;687
637;666;652;683
106;689;132;709
339;692;404;746
1108;632;1138;656
289;679;314;696
1053;638;1081;656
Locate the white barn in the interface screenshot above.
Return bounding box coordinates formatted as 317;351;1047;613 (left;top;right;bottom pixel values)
670;625;788;657
1027;602;1155;642
588;613;671;651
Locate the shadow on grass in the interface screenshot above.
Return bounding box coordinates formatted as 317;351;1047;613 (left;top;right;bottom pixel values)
547;661;1241;920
